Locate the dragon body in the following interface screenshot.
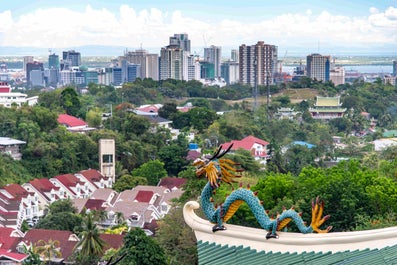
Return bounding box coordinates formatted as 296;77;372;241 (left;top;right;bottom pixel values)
194;145;331;239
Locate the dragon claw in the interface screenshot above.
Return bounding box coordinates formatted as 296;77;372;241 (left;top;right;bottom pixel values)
310;197;332;233
266;232;279;239
212;225;226;232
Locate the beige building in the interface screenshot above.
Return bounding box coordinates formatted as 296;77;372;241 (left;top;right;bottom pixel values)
330;66;345;86
99;139;116;182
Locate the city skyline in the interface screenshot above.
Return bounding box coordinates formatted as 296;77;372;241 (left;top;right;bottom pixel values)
0;0;397;56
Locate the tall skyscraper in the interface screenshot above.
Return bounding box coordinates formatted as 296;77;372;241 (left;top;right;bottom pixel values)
26;61;44;87
393;60;397;76
48;53;60;69
221;61;239;85
23;56;34;77
306;53;330;82
122;49;159;80
204;45;222;77
231;49;239;62
160;45;187;81
169;33;191;53
239;41;278;87
62;50;81;70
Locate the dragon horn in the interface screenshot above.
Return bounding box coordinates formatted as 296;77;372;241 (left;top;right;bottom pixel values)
208;145;223;161
216;143;234;159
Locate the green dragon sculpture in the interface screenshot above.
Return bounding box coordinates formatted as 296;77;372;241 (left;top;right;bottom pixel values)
194;144;332;239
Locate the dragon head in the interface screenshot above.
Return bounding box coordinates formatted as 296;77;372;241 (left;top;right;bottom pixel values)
193;144;243;187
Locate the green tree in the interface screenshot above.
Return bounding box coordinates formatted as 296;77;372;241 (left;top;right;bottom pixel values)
35;239;62;265
74;213;107;265
60;87;81;116
113;175;148;192
131;160;168;185
156;207;198;265
158;140;189;176
117;228;167;265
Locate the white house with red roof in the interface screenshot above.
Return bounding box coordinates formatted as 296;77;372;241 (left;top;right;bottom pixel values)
133;104;163;116
222;135;270;164
22;178;66;210
0;227;27;264
50;174;91;199
75;169;112;190
0;190;24;229
57;113;94;132
2;184;40;227
0;81;38;108
19;229;80;263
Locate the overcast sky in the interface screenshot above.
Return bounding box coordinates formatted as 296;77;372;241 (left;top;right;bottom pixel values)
1;0;397;55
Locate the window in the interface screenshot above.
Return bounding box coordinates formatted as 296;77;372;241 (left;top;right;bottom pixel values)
102;154;113;163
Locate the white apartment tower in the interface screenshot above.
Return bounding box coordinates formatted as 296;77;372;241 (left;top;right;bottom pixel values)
160;46;188;81
204;45;222;77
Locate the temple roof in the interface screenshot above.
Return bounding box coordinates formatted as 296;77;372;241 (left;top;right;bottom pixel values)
314;96;342;107
184;201;397;264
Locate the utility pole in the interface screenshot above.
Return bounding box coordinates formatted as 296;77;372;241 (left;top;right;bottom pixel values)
267;70;271;121
253;56;258;112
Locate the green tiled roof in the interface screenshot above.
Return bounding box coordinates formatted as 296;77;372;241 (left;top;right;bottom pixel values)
197;240;397;265
315;96;341;107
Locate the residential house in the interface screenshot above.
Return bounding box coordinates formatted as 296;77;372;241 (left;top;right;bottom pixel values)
0;81;38;108
75;169;112;190
57;114;94;132
0;192;22;229
90;188;118;207
0;227;27;264
50;174;91;199
0;137;26;160
222;135;269;164
275;107;300;120
158;177;187;191
72;198;106;214
19;229;80;264
2;184;40;227
105;185;183;234
22;178;66;211
309;96;347;120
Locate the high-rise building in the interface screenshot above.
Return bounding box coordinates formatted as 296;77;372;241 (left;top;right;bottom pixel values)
160;45;187;80
48;53;60;69
26;61;44;87
239;41;278;87
204;45;222;77
306;53;330;82
330;67;345;86
169;33;191;53
112;68;123;86
122;49;159;80
221;61;239;85
231;49;239;62
62;50;81;70
187;55;201;81
30;70;44;87
23;56;34;77
393;60;397;76
200;62;215;79
126;64;141;82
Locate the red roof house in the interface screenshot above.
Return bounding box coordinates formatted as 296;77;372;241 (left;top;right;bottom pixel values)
222;135;269;163
21;229;79;263
57;114;88;130
158;177;187;190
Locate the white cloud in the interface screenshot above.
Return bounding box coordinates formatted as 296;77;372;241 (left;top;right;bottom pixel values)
0;5;396;52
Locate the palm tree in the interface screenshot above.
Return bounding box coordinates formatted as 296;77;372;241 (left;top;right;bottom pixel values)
35;239;62;265
74;213;107;264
